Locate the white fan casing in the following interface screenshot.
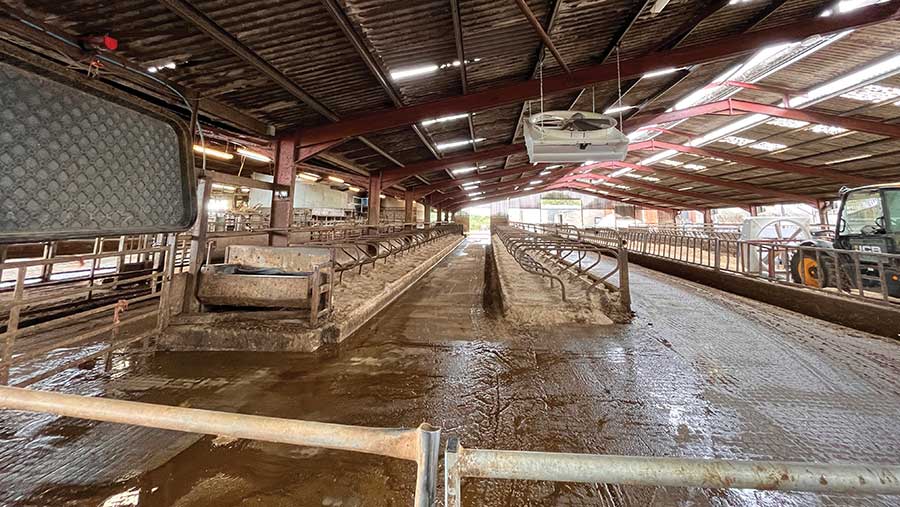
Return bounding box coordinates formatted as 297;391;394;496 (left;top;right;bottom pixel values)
523;110;629;163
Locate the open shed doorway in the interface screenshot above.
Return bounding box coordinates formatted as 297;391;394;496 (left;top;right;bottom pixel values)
542;194;583;228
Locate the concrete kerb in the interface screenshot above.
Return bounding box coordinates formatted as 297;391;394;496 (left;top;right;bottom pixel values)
335;235;464;342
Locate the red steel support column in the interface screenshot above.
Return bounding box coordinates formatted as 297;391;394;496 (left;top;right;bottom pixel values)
703;209;713;224
404;191;414;223
368;171;383;225
269;138;296;246
749;205;759;216
423;202;431;223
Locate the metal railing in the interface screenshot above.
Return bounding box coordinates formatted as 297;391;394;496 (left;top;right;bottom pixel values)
510;222;631;312
1;386;899;506
0;385;439;506
443;437;900;506
0;234;180;386
497;223;630;313
204;222;463;284
206;207;364;233
603;228;900;305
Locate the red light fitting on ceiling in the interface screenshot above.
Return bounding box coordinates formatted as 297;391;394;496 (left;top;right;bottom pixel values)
79;34;119;52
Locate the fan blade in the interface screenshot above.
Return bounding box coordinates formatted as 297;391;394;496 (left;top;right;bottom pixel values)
570;118;614;131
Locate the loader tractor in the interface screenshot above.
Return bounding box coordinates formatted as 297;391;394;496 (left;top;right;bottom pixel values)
789;183;900;298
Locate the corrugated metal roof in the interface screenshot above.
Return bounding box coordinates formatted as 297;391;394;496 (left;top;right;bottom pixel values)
3;0;900;209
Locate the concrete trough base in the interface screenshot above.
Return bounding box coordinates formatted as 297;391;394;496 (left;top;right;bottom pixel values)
488;236;617;326
158;236;464;352
627;251;900;339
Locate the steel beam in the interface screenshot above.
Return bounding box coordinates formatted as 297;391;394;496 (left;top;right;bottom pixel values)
159;0;338;120
600;0;652;63
405;191;415;222
320;0;440;161
564;183;680;212
207;170;274;191
160;0;405;169
507;0;564;156
595;0;728;112
449;0;479;149
566;188;673;212
414;164;543;197
0;9;272;136
270;138;296;246
631;139;877;185
623;0;789;119
298;140;345;162
553;174;695;209
656;0;731;52
447;174;687;211
604;160;818;204
291;2;900;146
383;144;526;185
512;0;570;73
297;163;369;188
587;173;750;209
432;175;539;205
628;99;900;140
446;185;555;211
368;171;383;225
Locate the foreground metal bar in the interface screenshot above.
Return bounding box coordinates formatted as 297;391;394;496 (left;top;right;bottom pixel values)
0;386;439;506
445;439;900;506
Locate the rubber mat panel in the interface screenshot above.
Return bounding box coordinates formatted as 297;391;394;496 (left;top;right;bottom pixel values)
0;53;195;243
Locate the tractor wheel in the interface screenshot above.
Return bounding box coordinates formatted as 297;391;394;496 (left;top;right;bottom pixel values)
790;251;830;288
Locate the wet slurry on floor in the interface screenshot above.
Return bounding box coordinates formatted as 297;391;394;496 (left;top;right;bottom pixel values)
3;236;900;506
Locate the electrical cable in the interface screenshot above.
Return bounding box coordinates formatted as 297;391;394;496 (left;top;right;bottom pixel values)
14;16;208;173
615;45;623;127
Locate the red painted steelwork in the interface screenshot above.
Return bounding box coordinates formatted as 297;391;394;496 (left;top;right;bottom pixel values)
627;99;900;140
382;144;526;185
553;173;694;209
291;3;900;146
298;140;345;162
513;0;571;73
604;160;818;204
413;164;543;198
630;139;876;185
269;138;296;246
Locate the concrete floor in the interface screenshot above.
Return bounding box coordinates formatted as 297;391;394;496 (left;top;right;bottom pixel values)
2;236;900;506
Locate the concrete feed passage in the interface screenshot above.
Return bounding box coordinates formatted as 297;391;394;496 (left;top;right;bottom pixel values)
2;236;899;506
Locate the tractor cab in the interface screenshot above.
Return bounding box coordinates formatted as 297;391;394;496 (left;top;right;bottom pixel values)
834;184;900;256
790;182;900;297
